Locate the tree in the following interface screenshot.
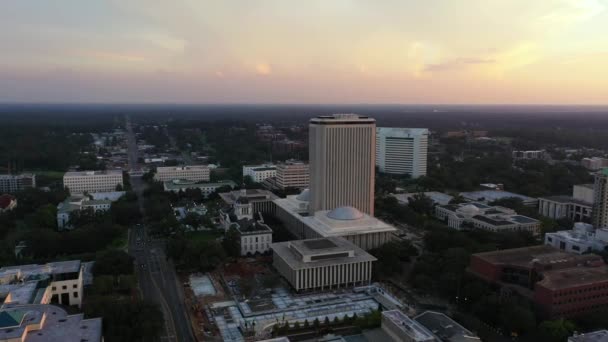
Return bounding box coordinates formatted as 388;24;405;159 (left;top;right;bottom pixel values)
537;319;577;342
500;304;536;336
84;299;163;342
408;193;435;216
94;249;134;276
115;183;124;191
222;227;241;258
27;204;57;229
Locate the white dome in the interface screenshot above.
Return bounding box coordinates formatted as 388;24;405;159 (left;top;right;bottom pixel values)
296;189;310;202
459;204;480;216
327;206;364;221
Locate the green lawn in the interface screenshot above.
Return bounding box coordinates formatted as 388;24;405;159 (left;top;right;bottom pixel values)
188;230;223;243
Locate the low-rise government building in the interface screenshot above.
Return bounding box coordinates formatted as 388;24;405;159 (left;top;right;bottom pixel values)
0;304;102;342
469;245;608;318
538;184;594;221
0;260;92;309
163;179;237;197
154;165;210;182
63;170;123;194
0;173;36;193
271;237;376;292
275;160;309;189
274;189;396;250
219;189;278;216
435;202;540;235
243;164;277;183
545;222;608;254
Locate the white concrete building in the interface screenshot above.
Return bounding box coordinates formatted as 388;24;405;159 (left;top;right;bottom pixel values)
274;190;396;250
219;189;278;216
309;114;376;216
569;330;608;342
56;195;115;230
594;169;608;228
243;164;277;183
163;179;237;198
545;223;608;255
154;165;210;182
271;237;376;292
237;222;273;256
0;260;90;309
63;170;123;194
582;157;608;171
538;184;594;221
376;127;429;178
435;202;540;235
0;304;103;342
512;150;546;160
381;310;435;342
0;173;36;193
276;160;309;189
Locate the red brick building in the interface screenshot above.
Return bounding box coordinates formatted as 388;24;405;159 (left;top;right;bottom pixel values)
469;245;608;318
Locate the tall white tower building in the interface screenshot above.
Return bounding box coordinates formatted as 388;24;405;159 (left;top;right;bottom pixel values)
309;114;376;216
593;169;608;228
375;127;428;178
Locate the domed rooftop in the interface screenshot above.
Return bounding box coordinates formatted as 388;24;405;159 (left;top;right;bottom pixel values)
296;189;310;202
327;206;365;221
458;204;480;216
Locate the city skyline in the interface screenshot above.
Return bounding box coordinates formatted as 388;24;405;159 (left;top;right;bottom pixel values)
2;0;607;104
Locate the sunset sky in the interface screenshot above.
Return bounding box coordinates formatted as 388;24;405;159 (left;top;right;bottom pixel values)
1;0;607;104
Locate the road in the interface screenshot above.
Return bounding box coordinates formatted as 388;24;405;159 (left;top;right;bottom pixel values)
125;115;195;342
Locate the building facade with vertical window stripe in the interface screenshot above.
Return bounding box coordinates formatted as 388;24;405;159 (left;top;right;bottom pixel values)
309;114;376;216
271;237;376;292
376;127;428;178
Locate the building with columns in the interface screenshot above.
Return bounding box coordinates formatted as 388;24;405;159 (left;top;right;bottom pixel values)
538;184;594;221
309;114;376;216
271;237;376;292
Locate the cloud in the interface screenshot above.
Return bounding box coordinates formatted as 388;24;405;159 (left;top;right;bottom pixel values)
81;50;146;63
541;0;605;24
424;57;495;72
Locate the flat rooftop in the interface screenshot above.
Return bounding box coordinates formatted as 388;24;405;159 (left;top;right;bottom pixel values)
539;195;592;206
393;192;453;206
0;260;81;278
471;245;600;269
569;330;608;342
156;165;209;171
0;304;102;342
271;237;376;270
537;266;608;290
302;209;397;237
164;180;236;190
414;311;480;342
251;167;277;171
311;114;375;124
63;170;122;177
460;190;537;204
382;310;435;341
219;189;279;204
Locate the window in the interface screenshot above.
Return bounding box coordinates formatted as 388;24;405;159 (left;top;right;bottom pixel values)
62;285;67;290
52;286;56;291
73;292;78;298
572;245;580;251
73;284;78;289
